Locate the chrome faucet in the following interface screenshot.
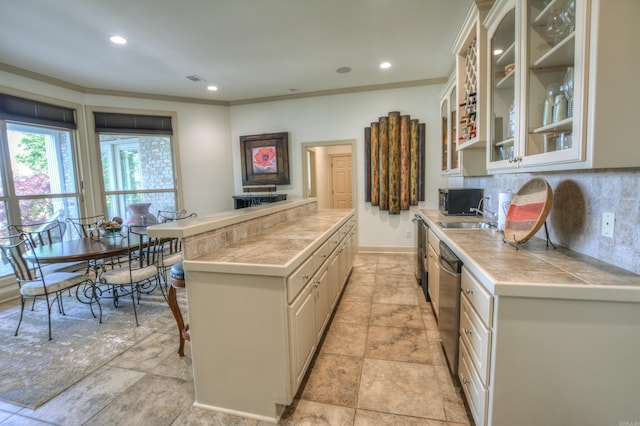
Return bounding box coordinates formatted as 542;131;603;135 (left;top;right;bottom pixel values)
470;197;498;227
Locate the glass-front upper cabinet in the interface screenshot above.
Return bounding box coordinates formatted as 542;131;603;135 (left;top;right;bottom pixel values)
521;0;584;167
486;0;517;170
439;72;485;177
439;73;460;174
453;3;490;150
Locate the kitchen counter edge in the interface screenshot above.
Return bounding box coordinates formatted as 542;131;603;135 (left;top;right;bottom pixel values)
418;210;640;303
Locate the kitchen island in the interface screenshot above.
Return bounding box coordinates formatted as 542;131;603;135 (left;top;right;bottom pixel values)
148;199;356;423
418;209;640;426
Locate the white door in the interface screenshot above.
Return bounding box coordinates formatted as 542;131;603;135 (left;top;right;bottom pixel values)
331;155;352;209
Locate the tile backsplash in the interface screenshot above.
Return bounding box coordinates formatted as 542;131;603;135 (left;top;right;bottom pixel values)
464;168;640;274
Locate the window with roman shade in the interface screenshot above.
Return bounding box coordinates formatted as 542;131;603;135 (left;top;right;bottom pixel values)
93;111;179;222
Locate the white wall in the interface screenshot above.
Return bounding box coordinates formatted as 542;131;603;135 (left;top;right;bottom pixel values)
0;71;234;217
1;69;447;250
230;85;448;250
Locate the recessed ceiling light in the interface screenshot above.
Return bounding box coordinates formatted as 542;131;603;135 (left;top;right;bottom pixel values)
207;85;218;91
336;66;352;74
110;35;127;45
494;49;504;55
380;62;392;69
287;88;299;93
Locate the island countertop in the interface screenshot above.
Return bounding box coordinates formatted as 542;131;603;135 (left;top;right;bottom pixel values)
418;209;640;302
181;208;353;277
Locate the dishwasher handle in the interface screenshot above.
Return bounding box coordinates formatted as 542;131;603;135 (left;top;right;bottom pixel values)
438;241;462;276
438;255;460;277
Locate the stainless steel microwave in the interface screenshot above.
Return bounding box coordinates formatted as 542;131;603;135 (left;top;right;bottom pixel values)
438;188;483;215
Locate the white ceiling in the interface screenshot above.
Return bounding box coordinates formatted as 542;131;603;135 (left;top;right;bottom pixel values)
0;0;473;104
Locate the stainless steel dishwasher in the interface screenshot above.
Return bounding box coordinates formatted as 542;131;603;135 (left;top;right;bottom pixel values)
438;240;462;375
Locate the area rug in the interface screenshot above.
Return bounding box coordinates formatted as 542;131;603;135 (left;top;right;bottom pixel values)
0;288;178;409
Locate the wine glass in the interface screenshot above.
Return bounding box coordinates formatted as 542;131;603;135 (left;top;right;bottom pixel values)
546;83;561;105
563;67;574;117
561;1;576;34
545;10;567;45
543;83;561;126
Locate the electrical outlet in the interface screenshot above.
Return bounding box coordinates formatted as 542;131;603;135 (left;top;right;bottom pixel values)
405;230;412;238
602;212;615;238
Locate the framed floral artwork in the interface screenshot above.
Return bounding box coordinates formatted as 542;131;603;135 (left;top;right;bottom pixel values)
239;132;290;185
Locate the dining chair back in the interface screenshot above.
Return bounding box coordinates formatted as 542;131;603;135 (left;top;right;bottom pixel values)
157;209;187;223
0;234;96;340
157;212;197;300
9;220;67;246
8;220;85;273
97;225;162;326
66;214;106;239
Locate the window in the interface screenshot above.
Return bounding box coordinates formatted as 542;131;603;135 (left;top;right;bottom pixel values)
0;93;82;276
95;112;178;222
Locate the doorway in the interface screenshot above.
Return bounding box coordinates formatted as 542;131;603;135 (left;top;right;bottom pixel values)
302;140;355;210
330;154;352;209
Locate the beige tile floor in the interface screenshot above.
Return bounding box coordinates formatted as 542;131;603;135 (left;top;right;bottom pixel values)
0;252;472;425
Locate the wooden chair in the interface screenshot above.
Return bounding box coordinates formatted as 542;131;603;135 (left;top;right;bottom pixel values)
0;234;97;340
168;260;190;357
97;225;162;326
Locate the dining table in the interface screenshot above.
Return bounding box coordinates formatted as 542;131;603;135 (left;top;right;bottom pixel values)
24;234;139;323
26;235;134;264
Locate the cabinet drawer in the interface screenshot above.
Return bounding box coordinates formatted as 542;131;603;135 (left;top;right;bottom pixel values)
314;240;330;271
328;229;341;253
459;339;488;426
460;294;491;385
287;256;314;303
461;268;493;327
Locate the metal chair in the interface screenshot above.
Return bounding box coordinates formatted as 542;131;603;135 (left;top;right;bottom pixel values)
157;212;197;300
65;214;128;271
157;210;187;224
0;234;98;340
65;214;106;239
9;220;86;273
97;225;162;326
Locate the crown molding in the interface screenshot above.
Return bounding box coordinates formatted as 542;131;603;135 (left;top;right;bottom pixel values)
1;62;447;107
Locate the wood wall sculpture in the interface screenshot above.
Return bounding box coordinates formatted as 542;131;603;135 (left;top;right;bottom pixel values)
365;111;425;214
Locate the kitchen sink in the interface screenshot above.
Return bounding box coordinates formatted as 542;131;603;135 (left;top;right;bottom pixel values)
436;221;494;229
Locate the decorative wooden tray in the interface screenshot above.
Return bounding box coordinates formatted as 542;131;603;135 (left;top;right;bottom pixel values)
503;178;553;244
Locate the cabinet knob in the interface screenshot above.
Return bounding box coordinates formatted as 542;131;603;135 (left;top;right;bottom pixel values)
465;288;474;294
302;274;310;280
464;328;472;335
462;378;471;385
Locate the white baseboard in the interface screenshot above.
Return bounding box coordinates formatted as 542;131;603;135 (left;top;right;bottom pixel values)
357;246;415;254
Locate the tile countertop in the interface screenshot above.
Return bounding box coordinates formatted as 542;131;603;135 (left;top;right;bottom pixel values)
182;209;354;277
418;210;640;303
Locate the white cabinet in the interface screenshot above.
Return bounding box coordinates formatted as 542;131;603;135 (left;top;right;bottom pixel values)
452;2;492;150
314;265;331;341
185;210;355;422
485;0;639;172
518;0;586;169
485;0;518;171
458;267;494;426
439;72;486;176
288;282;316;390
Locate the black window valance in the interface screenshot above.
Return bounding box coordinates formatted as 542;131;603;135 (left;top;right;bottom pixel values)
0;93;77;129
94;112;172;135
